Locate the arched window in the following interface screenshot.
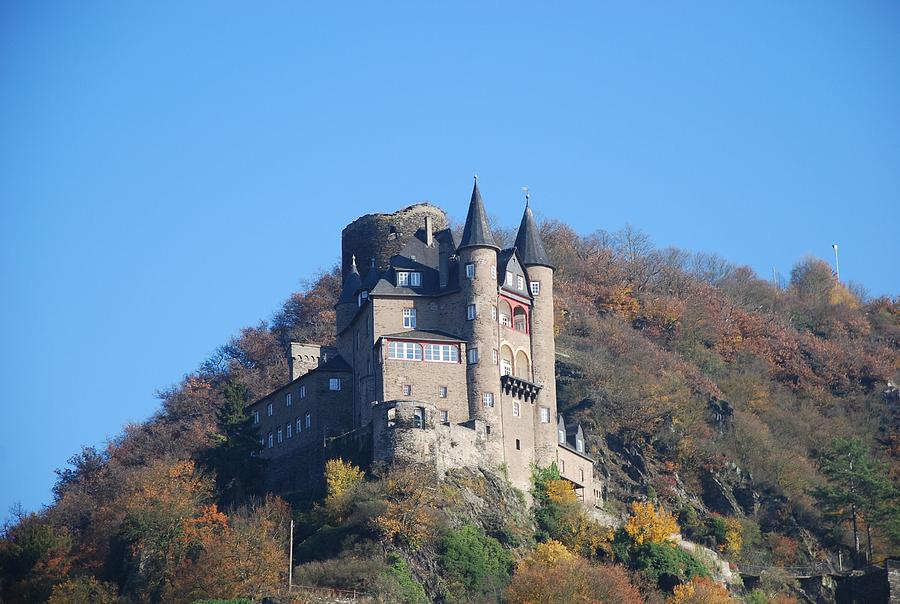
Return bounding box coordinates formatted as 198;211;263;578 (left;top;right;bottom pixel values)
500;345;514;376
515;350;530;380
513;306;527;332
498;300;512;328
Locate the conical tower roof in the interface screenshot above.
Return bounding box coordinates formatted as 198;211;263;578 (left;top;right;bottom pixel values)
458;178;499;251
337;255;362;304
514;200;553;269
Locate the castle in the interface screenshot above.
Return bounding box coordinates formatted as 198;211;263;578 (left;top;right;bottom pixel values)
247;179;598;504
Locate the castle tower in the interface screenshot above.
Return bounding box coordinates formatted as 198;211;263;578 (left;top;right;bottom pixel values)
335;255;362;335
457;178;503;438
514;197;557;467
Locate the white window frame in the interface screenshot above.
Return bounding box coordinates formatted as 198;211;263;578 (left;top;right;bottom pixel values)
558;428;566;444
397;271;410;286
465;263;476;279
482;392;495;407
423;343;459;363
467;347;479;365
388;341;422;360
491;265;497;279
440;409;449;423
402;384;412;396
296;417;302;433
466;304;476;321
300;384;306;399
501;358;512;376
439;385;448;398
287;422;292;439
285;393;292;407
277;427;283;444
266;402;273;417
402;308;416;329
577;439;584;453
413;407;425;428
491;305;497;320
305;411;311;429
329;378;341;391
505;271;514;287
530;281;541;296
267;432;273;448
492;349;499;365
513;401;520;417
540;407;551;423
517;275;525;290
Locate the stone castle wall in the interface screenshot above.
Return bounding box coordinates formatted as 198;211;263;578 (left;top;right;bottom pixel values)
341;203;449;279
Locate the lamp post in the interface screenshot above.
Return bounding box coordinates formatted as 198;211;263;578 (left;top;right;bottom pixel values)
832;244;840;281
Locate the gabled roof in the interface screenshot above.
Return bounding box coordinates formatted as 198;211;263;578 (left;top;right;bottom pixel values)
458;179;499;251
380;329;464;343
337;255;362;304
514;203;553;268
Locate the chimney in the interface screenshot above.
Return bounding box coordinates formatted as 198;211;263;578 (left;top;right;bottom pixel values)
424;216;434;247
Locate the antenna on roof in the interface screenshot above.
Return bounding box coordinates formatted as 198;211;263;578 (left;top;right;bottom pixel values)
474;173;478;183
522;186;530;207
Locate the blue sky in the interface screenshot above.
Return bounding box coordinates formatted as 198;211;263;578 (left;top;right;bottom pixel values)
1;2;898;519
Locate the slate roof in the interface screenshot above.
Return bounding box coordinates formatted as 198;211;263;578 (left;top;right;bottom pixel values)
360;258;381;291
458;179;499;251
380;329;464;343
337;256;363;304
514;203;553;268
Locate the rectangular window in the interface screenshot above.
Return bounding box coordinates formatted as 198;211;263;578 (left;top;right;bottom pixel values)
387;407;396;428
499;312;511;328
398;271;422;287
296;417;302;433
267;432;273;448
482;392;494;407
465;263;475;279
558;429;566;444
492;349;498;365
491;305;497;320
516;438;521;450
491;265;497;279
467;347;479;365
440;409;449;423
329;378;341;391
277;428;283;444
513;401;520;417
285;393;292;407
439;386;448;398
540;407;551;423
517;275;525;290
506;271;514;286
287;422;292;439
501;358;512;376
402;308;416;328
266;403;273;417
530;281;541;296
388;341;422;360
413;407;425;428
409;271;421;286
402;384;412;396
253;410;260;424
300;385;306;399
466;304;476;320
577;440;585;453
397;271;409;286
305;412;311;429
423;343;459;362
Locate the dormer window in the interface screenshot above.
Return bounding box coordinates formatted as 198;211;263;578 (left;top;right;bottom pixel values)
397;271;421;287
577;439;584;453
517;275;525;290
505;271;514;287
558;428;565;444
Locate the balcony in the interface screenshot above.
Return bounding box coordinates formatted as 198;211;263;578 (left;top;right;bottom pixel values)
500;374;542;403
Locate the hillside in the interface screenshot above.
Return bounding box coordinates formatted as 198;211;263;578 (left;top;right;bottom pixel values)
2;217;898;604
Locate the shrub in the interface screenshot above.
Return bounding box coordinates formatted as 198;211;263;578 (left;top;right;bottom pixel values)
669;576;735;603
630;542;709;592
379;554;427;604
47;577;118;604
323;458;364;521
624;502;679;546
440;524;513;595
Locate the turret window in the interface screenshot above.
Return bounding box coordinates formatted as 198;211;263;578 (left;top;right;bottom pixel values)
296;417;302;433
530;281;541;296
402;308;416;328
466;304;477;320
540;407;551;423
491;265;497;279
513;401;520;417
467;347;479;364
465;263;475;279
482;392;495;407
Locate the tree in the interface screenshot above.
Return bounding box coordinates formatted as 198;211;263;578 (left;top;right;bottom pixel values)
623;502;679;546
322;458;364;522
440;525;513;596
46;576;118;604
205;382;266;507
810;437;899;565
669;576;736;604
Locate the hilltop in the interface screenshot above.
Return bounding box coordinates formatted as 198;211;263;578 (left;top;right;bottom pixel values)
1;215;898;604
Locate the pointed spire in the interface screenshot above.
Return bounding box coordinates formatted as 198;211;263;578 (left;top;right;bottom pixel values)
360;256;380;290
337;254;362;304
514;198;554;269
458;176;499;251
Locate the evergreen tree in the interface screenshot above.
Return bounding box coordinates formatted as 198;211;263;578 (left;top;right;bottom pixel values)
811;437;899;565
205;382;266;506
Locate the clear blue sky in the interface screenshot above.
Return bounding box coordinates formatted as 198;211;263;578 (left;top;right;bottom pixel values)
1;2;898;519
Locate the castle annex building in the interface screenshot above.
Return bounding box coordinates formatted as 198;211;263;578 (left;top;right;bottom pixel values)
248;180;598;503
